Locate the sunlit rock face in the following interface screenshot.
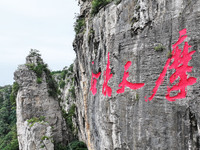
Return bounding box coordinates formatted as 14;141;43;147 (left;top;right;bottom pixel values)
14;51;68;150
73;0;200;149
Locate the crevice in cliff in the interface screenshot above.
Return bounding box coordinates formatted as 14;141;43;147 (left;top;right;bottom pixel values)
189;109;200;149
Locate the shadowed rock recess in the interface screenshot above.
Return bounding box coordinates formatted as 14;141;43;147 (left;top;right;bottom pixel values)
14;0;200;150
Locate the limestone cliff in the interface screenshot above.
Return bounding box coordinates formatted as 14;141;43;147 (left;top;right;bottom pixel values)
73;0;200;149
14;50;68;150
14;0;200;150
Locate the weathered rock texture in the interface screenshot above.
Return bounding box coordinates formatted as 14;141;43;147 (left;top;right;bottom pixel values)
19;121;54;150
73;0;200;149
53;66;79;140
14;52;68;150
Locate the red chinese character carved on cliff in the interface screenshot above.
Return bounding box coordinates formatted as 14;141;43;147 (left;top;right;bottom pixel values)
102;52;113;97
90;62;101;96
117;61;145;94
166;30;196;101
145;28;197;102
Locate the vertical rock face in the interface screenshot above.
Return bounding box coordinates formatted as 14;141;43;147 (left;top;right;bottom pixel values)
19;121;54;150
73;0;200;149
14;50;67;150
52;65;79;141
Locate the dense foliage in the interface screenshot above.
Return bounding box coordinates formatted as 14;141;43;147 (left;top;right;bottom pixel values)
59;80;66;89
0;85;19;150
67;141;87;150
10;82;19;108
55;141;87;150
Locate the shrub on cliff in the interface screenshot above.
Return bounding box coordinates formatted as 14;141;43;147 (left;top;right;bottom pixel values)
114;0;121;5
10;82;19;107
154;44;165;51
91;0;112;15
27;116;46;127
66;141;87;150
91;0;121;15
68;64;73;73
59;80;66;89
74;17;86;34
28;49;41;57
62;104;76;132
69;86;76;99
55;141;87;150
26;50;59;98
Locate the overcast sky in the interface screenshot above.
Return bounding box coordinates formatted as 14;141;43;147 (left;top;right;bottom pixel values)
0;0;80;86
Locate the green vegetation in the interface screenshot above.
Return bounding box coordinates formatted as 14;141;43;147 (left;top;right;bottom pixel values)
51;70;62;75
154;44;165;51
51;65;79;148
41;136;49;141
67;141;87;150
27;116;46;127
10;82;19;108
40;145;45;149
55;141;87;150
36;77;42;84
40;135;54;149
59;80;66;89
0;125;19;150
55;103;87;150
136;93;139;101
52;64;74;93
60;70;68;80
91;0;121;15
0;85;19;150
52;65;75;94
68;64;74;73
62;104;76;133
28;49;41;57
88;28;95;43
69;86;76;99
26;50;58;98
31;63;45;77
74;17;86;34
26;63;46;84
114;0;121;5
91;0;112;15
167;51;173;58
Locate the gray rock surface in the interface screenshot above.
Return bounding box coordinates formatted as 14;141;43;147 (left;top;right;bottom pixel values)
53;66;79;140
14;50;68;150
73;0;200;149
18;121;54;150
